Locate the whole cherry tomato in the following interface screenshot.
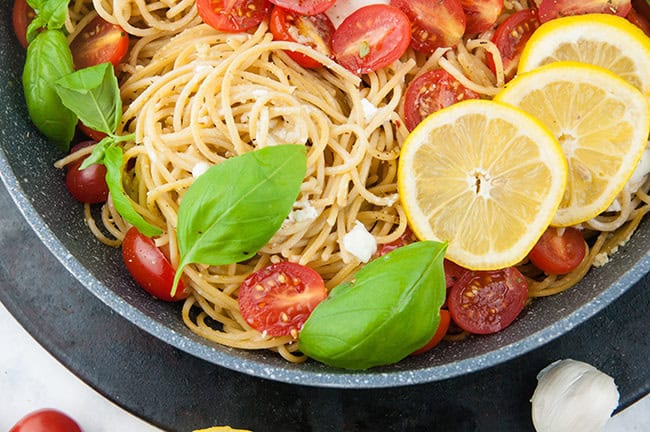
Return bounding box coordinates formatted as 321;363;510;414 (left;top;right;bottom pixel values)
65;141;109;204
10;409;81;432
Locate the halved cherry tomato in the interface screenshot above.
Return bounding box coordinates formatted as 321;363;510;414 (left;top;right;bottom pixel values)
331;4;411;75
238;261;327;337
10;409;81;432
391;0;465;53
411;309;451;355
537;0;632;23
460;0;504;35
486;8;540;81
375;229;415;257
65;141;109;204
403;68;480;131
77;122;108;142
269;6;335;68
197;0;271;32
122;227;190;302
444;259;468;290
12;0;34;48
268;0;335;16
528;227;587;275
628;0;650;35
448;267;528;334
69;15;129;69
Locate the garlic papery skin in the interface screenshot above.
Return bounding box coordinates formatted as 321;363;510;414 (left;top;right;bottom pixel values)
530;359;619;432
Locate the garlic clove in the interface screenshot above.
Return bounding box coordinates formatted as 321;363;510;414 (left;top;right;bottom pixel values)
530;359;619;432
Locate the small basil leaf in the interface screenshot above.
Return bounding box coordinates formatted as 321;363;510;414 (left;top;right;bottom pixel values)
25;0;68;44
104;146;162;237
79;136;113;170
172;144;307;293
22;30;77;149
299;241;448;370
55;62;121;135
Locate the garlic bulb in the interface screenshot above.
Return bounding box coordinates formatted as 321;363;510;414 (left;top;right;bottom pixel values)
530;359;619;432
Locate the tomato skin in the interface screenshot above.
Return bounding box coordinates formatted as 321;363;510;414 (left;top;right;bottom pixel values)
12;0;33;48
444;259;468;290
9;409;81;432
448;267;528;334
331;4;411;75
628;0;650;35
375;229;415;257
460;0;504;35
197;0;271;32
69;16;129;69
65;141;109;204
268;0;335;16
528;227;587;275
403;68;480;131
77;122;108;142
391;0;466;53
269;6;335;68
537;0;632;23
486;8;540;81
238;261;327;337
122;227;190;302
411;309;451;355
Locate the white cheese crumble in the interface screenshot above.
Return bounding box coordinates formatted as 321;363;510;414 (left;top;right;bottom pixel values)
342;221;377;263
360;98;379;122
285;200;318;223
191;161;212;178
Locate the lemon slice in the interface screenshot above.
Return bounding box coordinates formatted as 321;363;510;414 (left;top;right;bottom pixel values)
518;14;650;97
495;61;650;227
398;99;567;270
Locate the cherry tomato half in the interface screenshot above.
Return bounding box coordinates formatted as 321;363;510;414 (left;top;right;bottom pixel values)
122;227;190;302
332;4;411;75
537;0;632;23
10;409;81;432
197;0;272;32
403;68;480;131
391;0;466;53
12;0;34;48
375;229;415;257
65;141;109;204
69;15;129;69
528;227;587;275
486;8;540;81
269;6;335;68
628;0;650;36
448;267;528;334
238;261;328;337
411;309;451;355
460;0;504;35
268;0;335;16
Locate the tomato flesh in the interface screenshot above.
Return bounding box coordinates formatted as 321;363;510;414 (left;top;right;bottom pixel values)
12;0;34;48
375;229;414;257
268;0;335;16
65;141;109;204
448;267;528;334
487;8;540;81
10;409;81;432
528;227;587;275
269;6;335;68
69;15;129;69
197;0;272;32
238;261;327;337
403;68;480;131
332;4;411;75
628;0;650;35
537;0;632;23
122;227;190;302
411;309;451;355
460;0;504;35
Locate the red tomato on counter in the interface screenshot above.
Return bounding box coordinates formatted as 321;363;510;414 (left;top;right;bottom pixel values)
10;409;82;432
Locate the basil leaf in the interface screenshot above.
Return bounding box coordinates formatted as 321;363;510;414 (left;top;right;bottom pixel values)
25;0;68;43
79;136;113;170
22;30;77;149
172;144;307;292
104;146;162;237
55;62;122;135
299;241;448;370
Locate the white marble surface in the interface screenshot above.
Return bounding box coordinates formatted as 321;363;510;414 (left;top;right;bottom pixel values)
0;299;648;432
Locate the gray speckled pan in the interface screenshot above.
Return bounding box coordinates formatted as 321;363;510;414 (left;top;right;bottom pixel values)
1;6;649;389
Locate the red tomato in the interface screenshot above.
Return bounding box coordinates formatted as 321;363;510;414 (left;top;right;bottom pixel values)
411;309;451;355
65;141;109;204
10;409;81;432
69;16;129;69
528;227;587;275
122;227;190;302
444;259;468;290
448;267;528;334
391;0;465;53
77;122;108;142
403;68;480;131
375;229;414;257
537;0;632;23
331;4;411;75
238;261;327;337
269;6;335;68
486;8;540;81
197;0;271;32
628;0;650;35
268;0;335;16
12;0;34;48
460;0;504;35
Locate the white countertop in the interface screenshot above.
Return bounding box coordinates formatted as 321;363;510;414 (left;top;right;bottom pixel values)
0;299;648;432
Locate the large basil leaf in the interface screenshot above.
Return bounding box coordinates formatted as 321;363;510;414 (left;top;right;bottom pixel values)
172;145;307;292
22;30;77;149
299;241;448;370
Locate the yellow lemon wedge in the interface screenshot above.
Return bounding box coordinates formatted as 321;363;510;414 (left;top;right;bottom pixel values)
495;61;650;227
517;13;650;98
398;99;567;270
